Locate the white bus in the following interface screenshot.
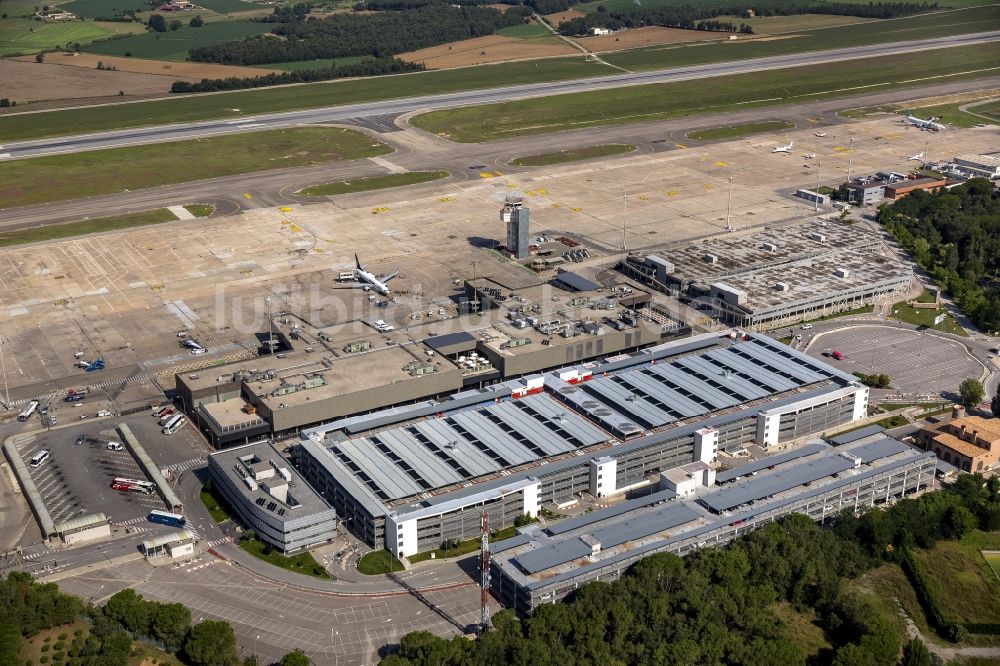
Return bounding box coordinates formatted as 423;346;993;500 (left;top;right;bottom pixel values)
29;450;50;468
162;414;186;435
18;400;39;421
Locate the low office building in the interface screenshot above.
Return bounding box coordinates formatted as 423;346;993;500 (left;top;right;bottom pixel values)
207;440;337;554
54;513;111;546
491;434;937;615
952;154;1000;180
921;414;1000;474
847;179;888;206
296;330;869;556
884;177;946;200
141;530;197;560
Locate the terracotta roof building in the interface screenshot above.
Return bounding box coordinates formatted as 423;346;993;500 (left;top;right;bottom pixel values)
921;414;1000;473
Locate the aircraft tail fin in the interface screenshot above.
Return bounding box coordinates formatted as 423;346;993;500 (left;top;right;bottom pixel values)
355;253;364;271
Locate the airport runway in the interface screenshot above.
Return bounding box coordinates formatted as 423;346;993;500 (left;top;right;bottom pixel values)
1;30;998;159
2;75;998;231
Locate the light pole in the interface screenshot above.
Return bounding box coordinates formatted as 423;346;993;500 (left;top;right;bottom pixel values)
847;136;855;183
815;161;823;213
264;296;274;355
0;334;9;408
622;193;628;250
726;176;733;231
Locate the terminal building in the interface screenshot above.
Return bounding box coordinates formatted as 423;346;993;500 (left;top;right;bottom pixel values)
490;431;938;615
177;273;681;445
620;221;910;329
295;330;869;556
207;440;337;554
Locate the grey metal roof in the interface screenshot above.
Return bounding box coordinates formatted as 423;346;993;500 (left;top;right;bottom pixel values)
716;443;827;484
700;455;856;513
845;437;909;462
514;502;700;574
54;512;107;534
546;488;677;536
424;331;477;352
830;425;885;446
553;271;600;292
329;394;607;502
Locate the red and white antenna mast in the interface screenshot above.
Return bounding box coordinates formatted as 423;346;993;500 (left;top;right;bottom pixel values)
480;510;491;633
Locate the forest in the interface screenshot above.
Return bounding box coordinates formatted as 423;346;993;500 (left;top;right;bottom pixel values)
381;473;1000;666
879;178;1000;334
170;57;423;93
188;5;531;65
555;2;937;35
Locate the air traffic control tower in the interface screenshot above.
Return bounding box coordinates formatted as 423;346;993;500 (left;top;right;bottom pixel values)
503;195;529;259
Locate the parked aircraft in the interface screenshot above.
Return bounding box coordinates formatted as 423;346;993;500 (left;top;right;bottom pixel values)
908;152;925;161
772;141;794;154
902;113;945;131
803;153;816;159
340;254;398;296
814;132;828;138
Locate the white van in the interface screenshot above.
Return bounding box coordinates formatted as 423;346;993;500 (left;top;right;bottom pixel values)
29;450;50;468
162;414;186;435
106;442;124;452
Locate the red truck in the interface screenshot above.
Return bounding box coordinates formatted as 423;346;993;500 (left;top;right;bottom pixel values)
831;350;844;360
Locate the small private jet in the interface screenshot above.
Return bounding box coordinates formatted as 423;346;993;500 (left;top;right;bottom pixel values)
803;153;816;159
772;141;794;154
814;132;828;138
908;152;925;161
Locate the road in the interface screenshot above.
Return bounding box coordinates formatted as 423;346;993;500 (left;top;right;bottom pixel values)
3;74;999;231
2;30;998;159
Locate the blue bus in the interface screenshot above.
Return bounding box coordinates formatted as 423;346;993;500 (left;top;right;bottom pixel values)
148;510;186;528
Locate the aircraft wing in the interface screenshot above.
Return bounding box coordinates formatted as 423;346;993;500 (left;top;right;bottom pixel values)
382;271;400;283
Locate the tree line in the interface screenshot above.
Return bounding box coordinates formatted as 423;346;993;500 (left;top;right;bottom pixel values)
188;4;531;65
382;473;1000;665
554;1;936;35
171;57;424;93
879;178;1000;334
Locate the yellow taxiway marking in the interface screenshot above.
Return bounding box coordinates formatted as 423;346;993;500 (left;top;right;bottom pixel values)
438;197;454;203
665;191;679;197
478;172;494;179
371;207;390;214
571;207;583;212
551;203;561;208
714;161;728;167
278;206;293;212
832;146;851;153
313;248;325;253
675;144;686;149
702;184;713;191
243;193;253;199
290;224;302;232
638;195;649;201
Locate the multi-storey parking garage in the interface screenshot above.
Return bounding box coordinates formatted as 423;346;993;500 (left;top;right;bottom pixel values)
490;433;939;615
296;330;870;557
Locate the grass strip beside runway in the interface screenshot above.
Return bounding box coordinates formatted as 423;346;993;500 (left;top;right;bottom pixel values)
0;209;177;247
299;170;448;196
687;121;794;141
411;45;1000;142
510;144;635;166
0;127;390;208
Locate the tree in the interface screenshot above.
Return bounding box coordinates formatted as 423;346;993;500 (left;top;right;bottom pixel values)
169;18;181;30
901;638;932;666
0;99;10;108
990;385;1000;418
959;378;984;409
184;620;238;666
279;649;310;666
34;52;44;63
148;13;166;32
151;602;191;651
189;14;203;26
103;589;152;634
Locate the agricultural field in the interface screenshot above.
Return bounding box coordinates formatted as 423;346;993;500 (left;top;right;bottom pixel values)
0;17;118;55
411;44;999;142
195;0;262;14
400;34;576;68
496;21;551;38
602;5;1000;71
15;50;282;77
84;19;273;60
0;127;390;207
687;120;793;140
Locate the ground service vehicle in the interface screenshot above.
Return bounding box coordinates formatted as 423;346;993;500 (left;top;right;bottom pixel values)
18;400;39;421
29;450;50;468
111;477;155;494
162;415;186;435
831;350;844;360
106;442;124;452
147;510;185;528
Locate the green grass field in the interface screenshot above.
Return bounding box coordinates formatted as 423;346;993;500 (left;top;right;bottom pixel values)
195;0;257;14
84;19;273;60
62;0;153;19
1;127;389;207
974;99;1000;121
268;55;368;71
0;208;181;247
239;537;330;579
407;526;518;564
772;604;832;662
412;44;1000;142
602;6;1000;72
511;143;635;166
357;549;404;575
913;531;1000;627
200;483;232;523
497;22;552;38
889;301;967;336
301;170;448;196
687;120;793;140
0;18;116;55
